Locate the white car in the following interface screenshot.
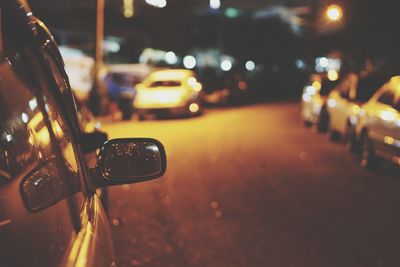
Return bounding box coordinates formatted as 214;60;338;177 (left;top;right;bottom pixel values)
134;69;204;120
326;72;387;149
301;74;338;131
355;76;400;168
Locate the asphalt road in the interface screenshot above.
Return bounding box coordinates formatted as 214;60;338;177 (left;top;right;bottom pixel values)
102;103;400;267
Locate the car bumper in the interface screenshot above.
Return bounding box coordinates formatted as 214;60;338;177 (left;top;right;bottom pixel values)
136;106;188;116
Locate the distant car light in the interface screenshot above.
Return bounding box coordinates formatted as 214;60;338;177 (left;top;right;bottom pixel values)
352;105;361;114
380;110;396;122
305;85;317;95
220;60;232;71
327;69;339;81
165;51;178;65
328;99;336;108
210;0;220;9
189;103;199;113
183;56;196;69
187;77;197;87
238;81;247;90
193;83;202;92
302;94;311;102
312;81;321;90
245;60;256;71
145;0;167;8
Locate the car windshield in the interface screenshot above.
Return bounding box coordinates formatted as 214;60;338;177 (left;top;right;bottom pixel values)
355;74;389;102
149;80;181;87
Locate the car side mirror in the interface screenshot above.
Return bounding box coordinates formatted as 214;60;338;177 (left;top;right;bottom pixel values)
94;138;167;187
80;131;108;153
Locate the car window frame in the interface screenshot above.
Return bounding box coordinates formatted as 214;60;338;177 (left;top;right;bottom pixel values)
376;86;396;108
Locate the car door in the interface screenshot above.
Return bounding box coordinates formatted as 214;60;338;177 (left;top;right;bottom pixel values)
0;30;84;267
28;25;116;267
329;74;354;133
367;87;397;156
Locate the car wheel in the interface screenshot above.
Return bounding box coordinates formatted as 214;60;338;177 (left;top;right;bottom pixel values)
346;123;359;153
303;119;312;128
317;106;329;133
121;111;133;121
328;123;341;142
360;132;379;169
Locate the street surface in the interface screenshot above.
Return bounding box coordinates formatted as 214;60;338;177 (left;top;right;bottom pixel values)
102;103;400;267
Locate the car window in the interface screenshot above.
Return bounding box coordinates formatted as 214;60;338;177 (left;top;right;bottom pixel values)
392;92;400;112
333;75;351;99
377;88;395;106
355;74;388;102
149;80;181;87
42;44;81;138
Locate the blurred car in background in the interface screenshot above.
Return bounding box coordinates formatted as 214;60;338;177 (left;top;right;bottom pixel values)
326;72;388;148
59;46;94;102
134;69;204;120
355;76;400;169
301;74;339;131
102;64;158;120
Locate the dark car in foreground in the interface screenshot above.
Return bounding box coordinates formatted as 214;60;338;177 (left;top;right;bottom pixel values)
0;1;167;266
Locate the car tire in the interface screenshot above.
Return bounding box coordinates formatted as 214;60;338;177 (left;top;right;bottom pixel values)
122;111;132;121
303;119;312;128
328;124;341;142
360;131;379;170
346;123;359;153
317;106;329;133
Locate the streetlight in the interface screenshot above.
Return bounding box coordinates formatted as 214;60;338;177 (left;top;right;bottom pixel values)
210;0;220;9
145;0;167;8
326;4;343;22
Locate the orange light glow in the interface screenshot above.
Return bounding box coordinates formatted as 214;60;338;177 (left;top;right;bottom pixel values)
384;136;395;145
326;5;343;21
238;81;247;90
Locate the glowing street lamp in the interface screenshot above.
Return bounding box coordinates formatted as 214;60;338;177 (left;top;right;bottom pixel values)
210;0;220;9
145;0;167;8
326;4;343;22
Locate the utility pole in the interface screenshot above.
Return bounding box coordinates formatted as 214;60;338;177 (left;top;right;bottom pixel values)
96;0;104;72
89;0;105;115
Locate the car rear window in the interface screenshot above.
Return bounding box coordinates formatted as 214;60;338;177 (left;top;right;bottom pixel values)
355;74;389;102
149;80;181;87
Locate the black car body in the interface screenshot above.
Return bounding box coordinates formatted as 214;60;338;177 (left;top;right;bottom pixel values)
0;1;166;266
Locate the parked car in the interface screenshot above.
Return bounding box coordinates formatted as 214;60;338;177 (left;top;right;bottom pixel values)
355;76;400;169
326;72;389;148
59;46;95;103
103;64;156;120
0;1;167;266
134;69;204;120
301;74;339;131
